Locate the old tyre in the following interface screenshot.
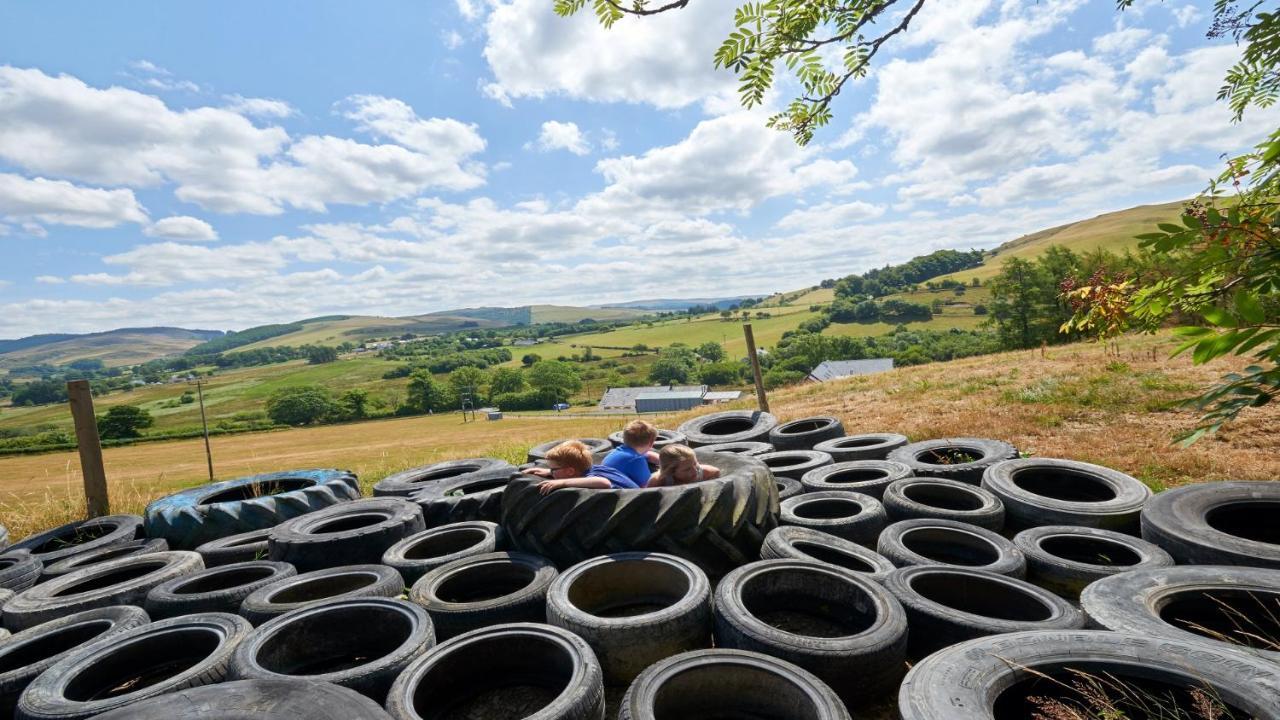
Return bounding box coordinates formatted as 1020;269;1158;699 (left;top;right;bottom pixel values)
1081;565;1280;663
714;559;907;706
3;551;203;631
877;519;1026;577
608;428;687;450
982;457;1152;533
145;560;296;619
409;551;557;640
800;460;912;499
383;521;505;586
16;612;251;720
268;497;424;572
9;515;143;564
887;438;1018;484
700;441;774;456
775;476;803;500
883;565;1084;658
882;477;1005;531
1141;480;1280;567
756;450;833;480
231;597;434;701
0;550;43;592
1014;525;1174;599
410;473;514;528
527;438;612;463
194;528;271;567
768;416;845;451
238;564;403;626
618;648;850;720
0;606;149;717
144;469;360;550
780;491;886;546
677;410;778;447
760;526;895;583
502;451;777;579
546;552;711;686
86;678;394;719
813;433;908;462
373;458;515;498
899;630;1280;720
40;538;169;580
385;622;604;720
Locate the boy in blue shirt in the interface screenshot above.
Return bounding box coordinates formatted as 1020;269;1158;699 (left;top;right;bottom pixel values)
601;420;659;488
522;440;640;493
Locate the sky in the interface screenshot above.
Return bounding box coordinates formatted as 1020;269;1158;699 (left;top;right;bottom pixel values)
0;0;1272;338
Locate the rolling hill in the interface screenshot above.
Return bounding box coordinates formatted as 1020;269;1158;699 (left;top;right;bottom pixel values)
0;328;224;371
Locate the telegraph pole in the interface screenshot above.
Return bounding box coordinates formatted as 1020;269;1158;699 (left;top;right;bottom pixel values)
194;378;214;482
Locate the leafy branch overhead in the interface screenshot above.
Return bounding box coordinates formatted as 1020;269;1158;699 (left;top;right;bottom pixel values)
554;0;928;145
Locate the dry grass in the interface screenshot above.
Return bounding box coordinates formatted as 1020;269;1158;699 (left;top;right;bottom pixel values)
2;331;1275;547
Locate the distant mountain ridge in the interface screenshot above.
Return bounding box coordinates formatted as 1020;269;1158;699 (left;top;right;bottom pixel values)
597;296;764;311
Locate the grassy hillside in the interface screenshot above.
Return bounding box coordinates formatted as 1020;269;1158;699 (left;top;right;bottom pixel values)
0;328;223;370
932;200;1187;284
3;331;1274;540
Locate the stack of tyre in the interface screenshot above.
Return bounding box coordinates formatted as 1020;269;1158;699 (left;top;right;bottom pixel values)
0;410;1275;719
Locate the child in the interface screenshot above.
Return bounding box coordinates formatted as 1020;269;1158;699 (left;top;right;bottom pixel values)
601;420;659;489
647;444;722;487
522;440;640;494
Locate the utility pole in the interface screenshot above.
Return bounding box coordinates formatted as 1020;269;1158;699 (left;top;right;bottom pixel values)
742;323;769;413
66;380;109;518
194;378;214;482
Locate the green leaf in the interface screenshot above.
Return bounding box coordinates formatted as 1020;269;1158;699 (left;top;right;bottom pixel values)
1201;307;1236;327
1235;291;1266;324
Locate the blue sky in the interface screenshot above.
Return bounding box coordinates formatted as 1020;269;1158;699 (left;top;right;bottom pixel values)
0;0;1271;337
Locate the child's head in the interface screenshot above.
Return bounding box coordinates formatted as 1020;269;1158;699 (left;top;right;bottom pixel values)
622;420;658;451
545;440;593;477
658;444;701;484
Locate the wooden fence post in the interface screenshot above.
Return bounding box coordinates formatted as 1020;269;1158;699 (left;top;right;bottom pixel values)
66;380;109;518
743;323;770;413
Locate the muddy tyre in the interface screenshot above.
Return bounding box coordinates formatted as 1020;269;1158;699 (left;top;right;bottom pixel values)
618;648;850;720
700;441;774;456
385;622;604;720
800;460;912;499
10;515;144;564
887;438;1018;484
877;519;1026;577
882;477;1005;531
1081;565;1280;663
231;597;434;701
982;457;1152;533
1141;480;1280;567
0;550;43;592
756;450;833;481
0;606;149;717
1013;525;1173;599
87;678;394;719
898;630;1280;720
145;560;296;619
409;551;557;640
3;551;203;632
373;459;514;498
677;410;778;447
501;451;777;579
268;498;424;572
382;521;505;586
768;416;845;451
239;564;404;626
883;565;1084;658
194;528;271;567
40;538;169;580
144;470;360;550
15;612;251;720
760;526;895;583
714;559;907;706
527;438;612;463
813;433;908;462
775;476;803;500
410;473;514;528
546;552;711;686
780;491;887;547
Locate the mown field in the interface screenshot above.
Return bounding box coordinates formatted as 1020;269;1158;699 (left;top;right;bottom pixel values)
3;331;1275;541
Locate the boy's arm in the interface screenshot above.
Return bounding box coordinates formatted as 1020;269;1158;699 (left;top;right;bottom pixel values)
700;464;721;480
537;476;612;494
645;471;666;488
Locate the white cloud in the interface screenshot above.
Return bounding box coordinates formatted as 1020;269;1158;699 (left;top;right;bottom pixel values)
223;95;295;118
73;241;285;287
776;201;886;230
0;173;148;228
1172;4;1203;28
528;120;591;155
600;129;619;151
482;0;737;112
35;275;65;284
443;30;465;49
144;216;219;241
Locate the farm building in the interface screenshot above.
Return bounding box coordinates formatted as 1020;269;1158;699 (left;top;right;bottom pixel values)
806;358;894;383
703;390;743;403
635;391;707;413
598;385;707;411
